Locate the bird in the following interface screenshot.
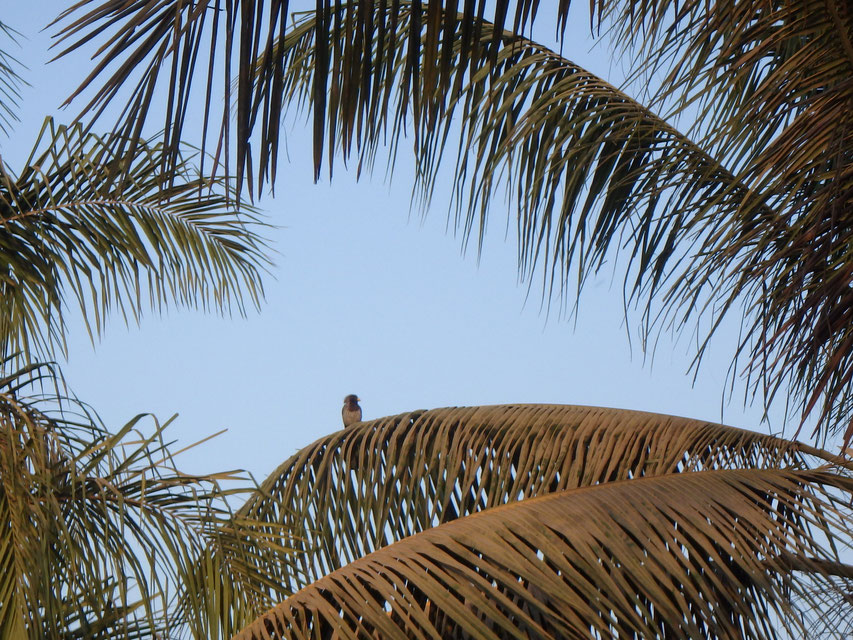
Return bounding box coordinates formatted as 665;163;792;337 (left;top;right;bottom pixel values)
342;394;362;428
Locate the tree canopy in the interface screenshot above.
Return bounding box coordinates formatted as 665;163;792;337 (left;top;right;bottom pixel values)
51;0;853;445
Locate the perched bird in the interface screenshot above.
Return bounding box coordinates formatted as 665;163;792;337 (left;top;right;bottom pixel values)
342;394;362;428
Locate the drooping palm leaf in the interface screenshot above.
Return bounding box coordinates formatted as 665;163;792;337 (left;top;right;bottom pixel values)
51;0;853;440
271;1;853;444
592;0;853;443
53;1;853;445
51;1;581;195
239;404;848;595
234;466;853;639
0;117;269;362
0;359;297;640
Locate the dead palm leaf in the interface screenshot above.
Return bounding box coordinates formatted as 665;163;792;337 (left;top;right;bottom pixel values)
234;466;853;639
239;404;848;595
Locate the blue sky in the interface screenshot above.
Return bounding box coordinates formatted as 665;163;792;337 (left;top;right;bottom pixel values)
4;4;799;482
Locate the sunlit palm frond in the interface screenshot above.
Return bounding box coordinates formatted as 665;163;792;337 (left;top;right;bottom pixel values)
0;21;26;138
0;117;270;362
594;0;853;443
238;404;846;594
0;359;297;640
234;466;853;640
176;512;301;640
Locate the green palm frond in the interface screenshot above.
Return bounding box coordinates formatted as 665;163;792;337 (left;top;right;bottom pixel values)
234;466;853;639
0;358;298;640
0;21;26;137
0;117;270;362
239;405;847;595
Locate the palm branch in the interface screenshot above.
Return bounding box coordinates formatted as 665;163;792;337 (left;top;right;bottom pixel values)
225;405;853;638
0;358;298;640
0;20;26;137
0;117;269;362
52;1;853;444
235;468;853;639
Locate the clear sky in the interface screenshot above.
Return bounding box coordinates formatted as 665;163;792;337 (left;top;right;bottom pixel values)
3;4;801;483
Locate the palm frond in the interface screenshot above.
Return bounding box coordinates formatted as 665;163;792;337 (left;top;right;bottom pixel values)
596;0;853;159
0;21;26;138
239;404;848;595
274;2;853;443
593;0;853;444
52;2;853;443
51;1;580;194
0;117;270;362
0;358;298;640
234;466;853;639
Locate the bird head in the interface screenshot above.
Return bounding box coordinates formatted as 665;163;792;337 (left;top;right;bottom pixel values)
343;394;360;406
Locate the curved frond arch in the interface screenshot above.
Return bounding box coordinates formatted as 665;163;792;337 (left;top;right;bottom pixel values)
240;404;845;593
235;467;853;640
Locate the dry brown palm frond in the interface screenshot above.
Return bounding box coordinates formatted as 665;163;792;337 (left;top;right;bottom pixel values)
239;404;847;594
234;466;853;640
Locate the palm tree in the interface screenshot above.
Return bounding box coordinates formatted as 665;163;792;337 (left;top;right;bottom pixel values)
32;2;853;637
226;404;853;638
51;0;853;446
0;20;290;640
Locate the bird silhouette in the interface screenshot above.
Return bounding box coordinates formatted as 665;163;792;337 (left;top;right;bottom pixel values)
342;394;362;428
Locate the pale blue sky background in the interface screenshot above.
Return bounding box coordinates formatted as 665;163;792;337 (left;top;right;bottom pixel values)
4;4;799;482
